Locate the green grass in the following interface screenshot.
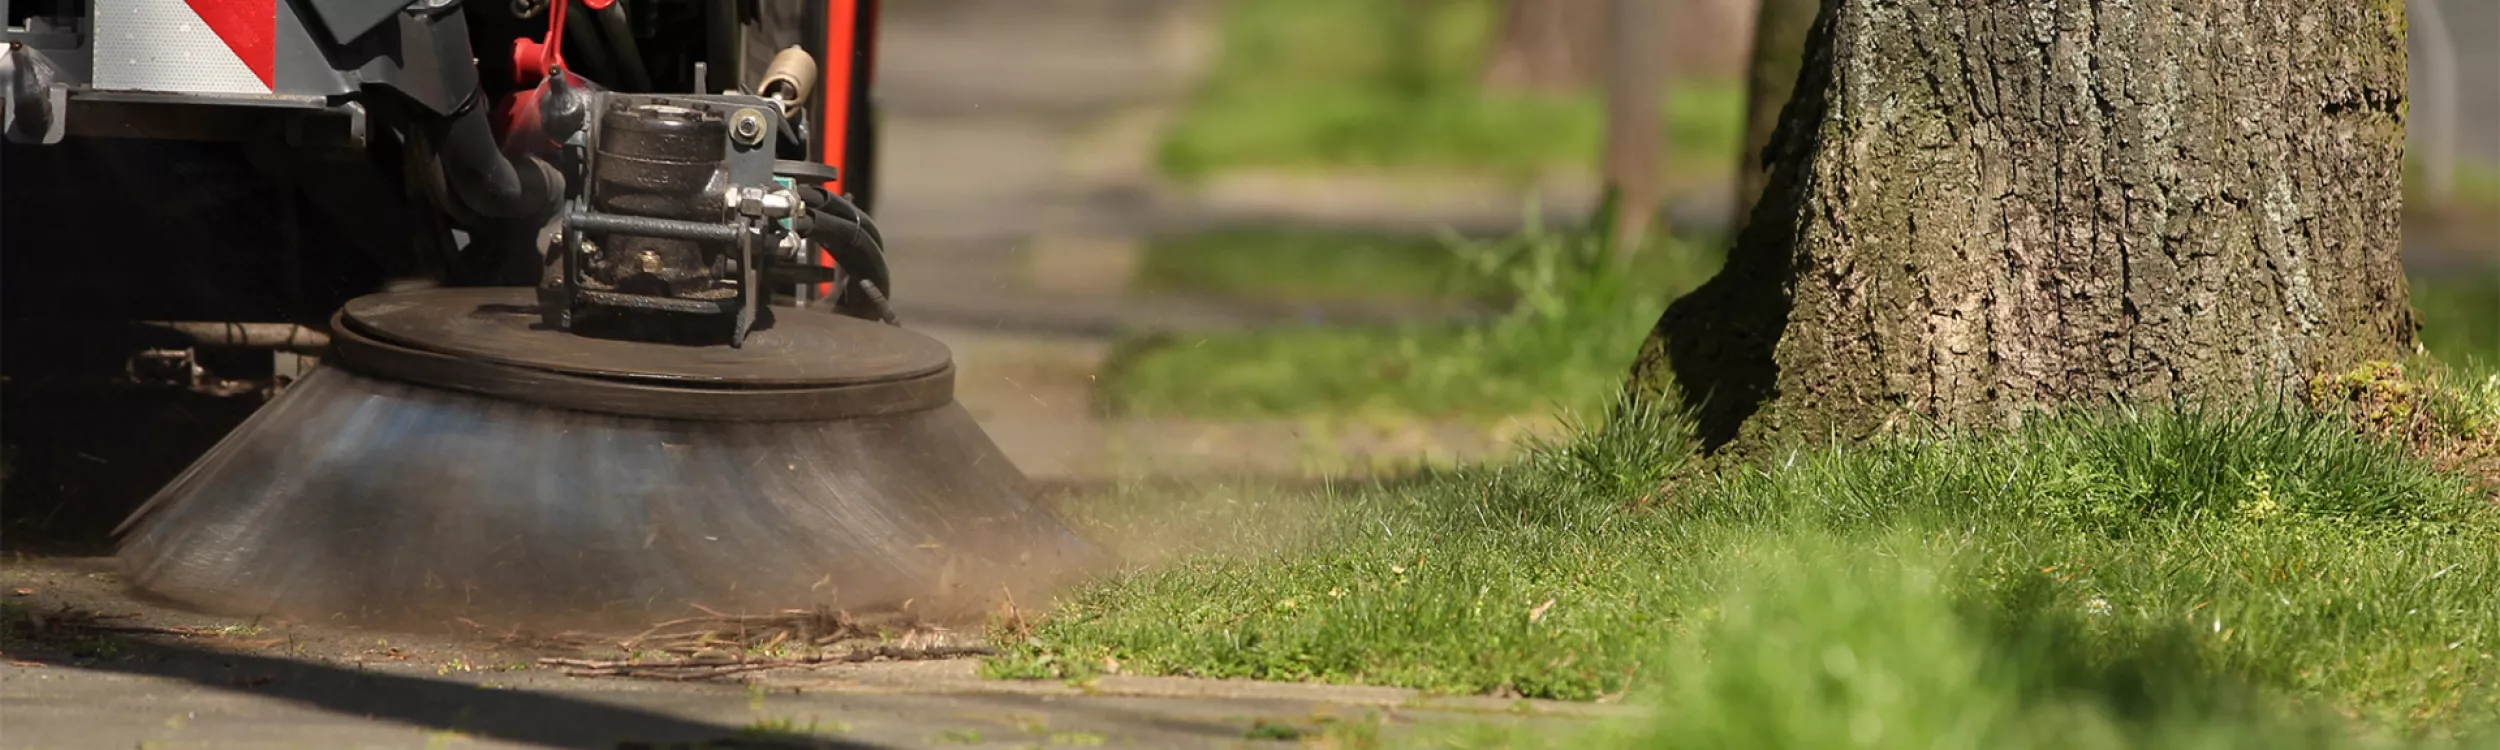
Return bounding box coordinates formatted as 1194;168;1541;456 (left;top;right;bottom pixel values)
1107;219;2497;422
1420;536;2500;750
2408;157;2500;211
1134;227;1487;308
1102;227;1718;419
1134;225;1722;312
2414;266;2500;376
995;405;2500;746
1160;0;1744;180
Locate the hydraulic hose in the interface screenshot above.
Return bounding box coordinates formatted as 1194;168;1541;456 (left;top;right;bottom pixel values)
590;1;652;93
430;97;536;219
558;2;616;86
797;184;885;255
383;0;540;221
808;208;890;302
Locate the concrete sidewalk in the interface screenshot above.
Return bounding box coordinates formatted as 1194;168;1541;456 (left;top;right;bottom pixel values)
3;649;1594;749
1;557;1611;749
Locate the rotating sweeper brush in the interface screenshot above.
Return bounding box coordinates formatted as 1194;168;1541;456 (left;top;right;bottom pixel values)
0;0;1100;630
116;286;1102;629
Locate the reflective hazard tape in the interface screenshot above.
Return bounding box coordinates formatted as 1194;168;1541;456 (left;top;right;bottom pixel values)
94;0;277;95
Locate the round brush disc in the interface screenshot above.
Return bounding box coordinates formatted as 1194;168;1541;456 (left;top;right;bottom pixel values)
116;288;1105;632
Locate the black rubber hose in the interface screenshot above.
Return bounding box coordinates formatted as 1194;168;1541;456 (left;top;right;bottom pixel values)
429;97;533;219
559;3;616;85
808;208;889;301
590;2;652;92
853;278;898;325
796;184;885;253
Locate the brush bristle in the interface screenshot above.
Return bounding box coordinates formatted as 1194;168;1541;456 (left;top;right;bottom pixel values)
116;366;1105;632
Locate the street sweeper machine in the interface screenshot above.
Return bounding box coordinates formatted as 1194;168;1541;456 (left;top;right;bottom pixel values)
1;0;1102;630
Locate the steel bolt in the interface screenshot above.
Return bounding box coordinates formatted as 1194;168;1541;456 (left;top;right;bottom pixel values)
731;109;766;147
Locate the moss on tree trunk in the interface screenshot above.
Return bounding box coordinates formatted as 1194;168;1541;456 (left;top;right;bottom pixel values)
1632;0;2417;452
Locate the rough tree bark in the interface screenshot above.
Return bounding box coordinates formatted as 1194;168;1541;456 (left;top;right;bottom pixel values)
1630;0;2416;451
1731;0;1821;225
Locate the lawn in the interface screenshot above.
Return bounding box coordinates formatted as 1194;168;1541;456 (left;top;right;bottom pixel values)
999;403;2500;747
1103;227;1719;420
1055;225;2499;747
1160;0;1744;181
1132;227;1492;310
2415;266;2500;376
1067;5;2498;742
1108;226;2500;421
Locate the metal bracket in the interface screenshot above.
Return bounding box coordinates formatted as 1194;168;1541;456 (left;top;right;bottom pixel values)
2;43;69;145
543;198;588;332
126;349;204;389
733;217;762;346
285;102;369;151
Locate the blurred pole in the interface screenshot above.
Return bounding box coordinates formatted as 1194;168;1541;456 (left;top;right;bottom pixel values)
1483;0;1609;93
2411;0;2458;202
1604;0;1664;257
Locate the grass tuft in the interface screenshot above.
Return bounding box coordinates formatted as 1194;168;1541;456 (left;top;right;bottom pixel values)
1628;534;2487;750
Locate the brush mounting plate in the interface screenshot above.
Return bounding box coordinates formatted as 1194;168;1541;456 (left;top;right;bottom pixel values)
328;287;954;421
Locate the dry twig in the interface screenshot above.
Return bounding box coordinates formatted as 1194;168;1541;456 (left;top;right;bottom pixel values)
541;644;994;681
7;605;215;638
609;606;941;655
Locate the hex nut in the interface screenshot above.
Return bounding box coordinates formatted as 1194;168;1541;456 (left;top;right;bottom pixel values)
730;109;767;147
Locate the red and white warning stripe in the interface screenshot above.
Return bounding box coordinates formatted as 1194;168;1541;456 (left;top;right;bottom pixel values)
93;0;277;95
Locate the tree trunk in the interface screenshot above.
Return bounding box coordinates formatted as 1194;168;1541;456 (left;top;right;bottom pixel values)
1730;0;1820;227
1482;0;1610;93
1604;0;1666;253
1630;0;2416;451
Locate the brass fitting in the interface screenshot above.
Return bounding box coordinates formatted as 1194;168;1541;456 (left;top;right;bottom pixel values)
757;46;818;118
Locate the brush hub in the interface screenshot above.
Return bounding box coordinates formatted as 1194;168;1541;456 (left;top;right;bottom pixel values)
329;287;954;421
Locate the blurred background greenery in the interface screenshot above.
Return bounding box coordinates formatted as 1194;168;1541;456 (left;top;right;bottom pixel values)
1109;0;2499;425
1157;0;1745;183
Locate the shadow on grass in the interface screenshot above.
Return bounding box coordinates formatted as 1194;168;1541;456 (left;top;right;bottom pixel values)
1634;537;2465;749
1971;571;2266;729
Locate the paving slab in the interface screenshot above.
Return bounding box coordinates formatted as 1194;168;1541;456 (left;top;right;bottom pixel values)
2;655;1586;749
0;559;1609;750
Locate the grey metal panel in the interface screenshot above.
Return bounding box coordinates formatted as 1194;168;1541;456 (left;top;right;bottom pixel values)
325;7;475;115
71;89;327;108
301;0;411;44
2;12;91;84
276;0;353;97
